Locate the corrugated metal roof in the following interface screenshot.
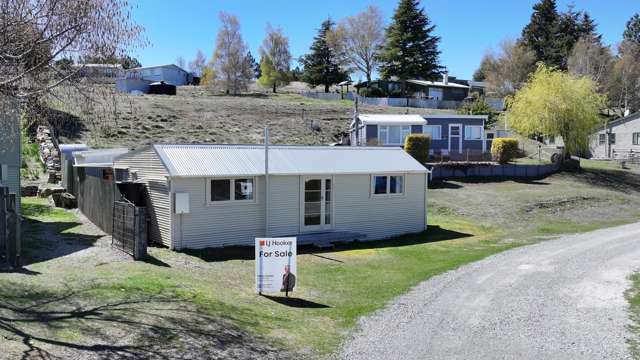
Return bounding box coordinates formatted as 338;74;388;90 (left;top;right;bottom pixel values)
359;114;427;126
153;145;427;178
407;79;469;89
74;148;129;168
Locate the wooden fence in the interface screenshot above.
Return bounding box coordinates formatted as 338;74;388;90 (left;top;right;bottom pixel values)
0;186;19;267
429;162;560;180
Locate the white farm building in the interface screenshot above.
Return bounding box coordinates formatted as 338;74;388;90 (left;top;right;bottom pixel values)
113;144;429;250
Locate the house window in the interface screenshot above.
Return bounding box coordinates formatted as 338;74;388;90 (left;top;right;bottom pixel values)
634;133;640;146
209;178;255;203
423;125;442;140
372;175;404;196
609;133;616;145
102;168;114;180
115;169;129;182
378;126;412;145
0;164;6;183
464;125;483;140
599;134;606;145
486;133;495;140
210;179;231;201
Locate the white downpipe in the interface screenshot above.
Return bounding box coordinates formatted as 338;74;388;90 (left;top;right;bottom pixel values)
264;127;270;237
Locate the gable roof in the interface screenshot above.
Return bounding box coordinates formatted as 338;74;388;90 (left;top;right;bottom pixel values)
151;144;427;178
74;148;130;168
358;114;427;126
407;79;469;89
606;112;640;128
126;64;188;73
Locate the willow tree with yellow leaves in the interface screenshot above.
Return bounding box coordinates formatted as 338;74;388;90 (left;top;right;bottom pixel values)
506;64;606;156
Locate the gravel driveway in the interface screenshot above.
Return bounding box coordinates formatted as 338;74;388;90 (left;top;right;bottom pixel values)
340;222;640;360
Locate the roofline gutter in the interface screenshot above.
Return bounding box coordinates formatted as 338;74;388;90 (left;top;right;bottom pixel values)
165;170;429;179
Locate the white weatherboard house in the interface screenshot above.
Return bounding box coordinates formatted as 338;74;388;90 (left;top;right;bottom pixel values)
114;145;429;250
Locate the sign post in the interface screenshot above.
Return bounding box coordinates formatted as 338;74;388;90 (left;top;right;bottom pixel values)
256;237;297;296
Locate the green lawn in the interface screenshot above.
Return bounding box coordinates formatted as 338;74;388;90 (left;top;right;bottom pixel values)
627;274;640;359
4;165;640;358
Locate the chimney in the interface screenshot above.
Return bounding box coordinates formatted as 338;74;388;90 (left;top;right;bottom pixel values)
442;70;449;85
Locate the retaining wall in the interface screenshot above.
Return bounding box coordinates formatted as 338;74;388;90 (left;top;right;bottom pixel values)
430;163;560;180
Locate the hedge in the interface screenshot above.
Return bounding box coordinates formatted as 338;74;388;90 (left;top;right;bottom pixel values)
404;134;431;164
491;138;519;164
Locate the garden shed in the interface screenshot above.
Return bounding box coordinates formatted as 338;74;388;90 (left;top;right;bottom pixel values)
113;144;429;250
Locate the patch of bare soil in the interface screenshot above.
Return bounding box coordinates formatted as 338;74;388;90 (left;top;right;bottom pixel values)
521;196;607;213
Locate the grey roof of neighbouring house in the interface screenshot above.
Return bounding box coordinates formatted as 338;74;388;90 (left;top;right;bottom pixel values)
150;144;428;178
603;112;640;129
74;148;130;168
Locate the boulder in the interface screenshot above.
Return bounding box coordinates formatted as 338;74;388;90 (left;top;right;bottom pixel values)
38;186;65;198
61;192;77;209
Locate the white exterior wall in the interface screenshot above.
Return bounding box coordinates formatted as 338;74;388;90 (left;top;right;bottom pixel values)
0;100;21;213
114;148;172;247
590;117;640;159
169;173;426;249
333;173;426;240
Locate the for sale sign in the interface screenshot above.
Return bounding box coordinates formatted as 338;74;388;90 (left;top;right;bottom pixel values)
255;237;297;293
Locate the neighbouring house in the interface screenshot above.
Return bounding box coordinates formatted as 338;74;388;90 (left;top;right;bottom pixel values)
73;64;124;79
116;64;191;93
0;99;21;214
112;145;429;250
354;73;470;102
73;148;130;233
589;112;640;159
351;114;490;158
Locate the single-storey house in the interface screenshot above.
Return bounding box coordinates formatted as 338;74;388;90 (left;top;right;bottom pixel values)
354;73;470;102
73;64;124;79
113;145;429;250
117;64;191;93
0;99;21;213
589;112;640;159
351;114;490;157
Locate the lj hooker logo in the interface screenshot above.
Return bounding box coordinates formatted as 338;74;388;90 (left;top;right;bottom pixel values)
259;240;266;246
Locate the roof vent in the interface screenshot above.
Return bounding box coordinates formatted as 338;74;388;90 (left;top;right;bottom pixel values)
442;70;449;85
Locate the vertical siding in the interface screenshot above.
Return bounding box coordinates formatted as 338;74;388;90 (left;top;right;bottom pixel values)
114;148;172;247
333;173;426;240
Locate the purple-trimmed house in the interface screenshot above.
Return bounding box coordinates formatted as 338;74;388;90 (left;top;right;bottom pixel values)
350;114;490;158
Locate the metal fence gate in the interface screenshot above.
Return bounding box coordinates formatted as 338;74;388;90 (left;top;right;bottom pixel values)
112;200;147;260
0;186;19;267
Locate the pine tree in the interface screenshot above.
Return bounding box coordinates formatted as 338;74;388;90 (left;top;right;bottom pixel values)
521;0;562;68
300;18;349;93
377;0;441;88
245;51;259;79
624;13;640;45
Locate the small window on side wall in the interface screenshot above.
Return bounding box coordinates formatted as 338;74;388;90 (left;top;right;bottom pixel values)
633;132;640;146
210;179;231;202
372;175;404;196
599;133;606;145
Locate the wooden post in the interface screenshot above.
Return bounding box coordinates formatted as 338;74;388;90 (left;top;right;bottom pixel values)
0;186;7;263
6;193;17;267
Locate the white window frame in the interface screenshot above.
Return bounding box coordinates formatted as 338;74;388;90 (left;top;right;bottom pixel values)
423;125;442;140
371;174;405;197
0;164;7;183
206;177;257;205
633;132;640;146
464;125;484;140
378;125;412;145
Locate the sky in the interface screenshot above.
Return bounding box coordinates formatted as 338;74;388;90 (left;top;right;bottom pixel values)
131;0;639;81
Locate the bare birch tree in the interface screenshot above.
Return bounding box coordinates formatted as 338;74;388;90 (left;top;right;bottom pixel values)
0;0;144;148
188;49;207;76
175;56;186;69
257;24;291;93
567;37;613;89
212;12;252;95
479;39;536;97
337;5;385;83
607;41;640;116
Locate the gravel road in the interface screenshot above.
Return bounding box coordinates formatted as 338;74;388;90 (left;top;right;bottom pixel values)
340;222;640;360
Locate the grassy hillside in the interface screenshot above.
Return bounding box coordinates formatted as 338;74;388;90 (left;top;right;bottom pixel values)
50;85;455;149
